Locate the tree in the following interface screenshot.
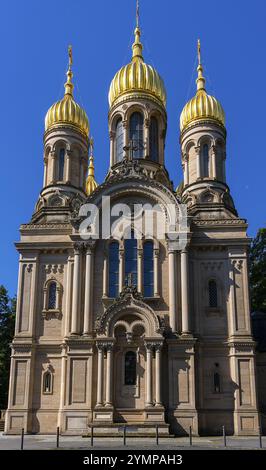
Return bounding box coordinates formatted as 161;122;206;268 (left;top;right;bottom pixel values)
0;286;16;409
249;228;266;313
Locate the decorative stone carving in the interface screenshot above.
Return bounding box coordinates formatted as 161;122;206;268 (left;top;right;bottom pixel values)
95;285;164;336
26;264;33;273
201;261;223;271
43;264;64;274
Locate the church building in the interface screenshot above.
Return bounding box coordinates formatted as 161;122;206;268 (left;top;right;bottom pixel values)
5;10;262;436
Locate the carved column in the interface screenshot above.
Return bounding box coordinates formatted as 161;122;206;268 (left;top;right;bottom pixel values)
109;130;115;167
144;118;150;158
183;156;189;186
50;150;56;183
211;145;217;179
155;342;163;406
43;157;48;187
195;146;201;179
168;242;177;332
83;242;95;335
119;248;124;293
154;248;160;297
71;243;82;335
181;248;190;334
65;150;71;183
105;342;114;407
137;247;143;293
96;343;104;407
145;342;153;407
64;256;73;336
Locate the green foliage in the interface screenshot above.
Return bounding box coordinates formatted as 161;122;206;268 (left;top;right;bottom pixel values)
250;228;266;313
0;285;16;409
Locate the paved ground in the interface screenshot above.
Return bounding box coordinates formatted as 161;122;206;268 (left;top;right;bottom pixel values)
0;433;265;450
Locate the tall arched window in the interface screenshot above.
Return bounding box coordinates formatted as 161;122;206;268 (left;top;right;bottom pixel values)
143;241;154;297
58;148;65;181
201;143;209;177
125;233;138;287
129;112;144;158
115;118;124;162
109;242;119;298
208;279;218;308
48;281;57;310
125;351;137;385
149;117;159;162
43;370;52;394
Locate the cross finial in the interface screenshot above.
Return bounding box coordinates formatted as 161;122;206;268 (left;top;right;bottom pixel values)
136;0;140;28
89;137;94;155
197;39;201;66
68;45;73;70
123;140;138;161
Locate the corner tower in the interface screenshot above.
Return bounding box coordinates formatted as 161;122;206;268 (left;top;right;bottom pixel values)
179;40;236;217
33;46;91;223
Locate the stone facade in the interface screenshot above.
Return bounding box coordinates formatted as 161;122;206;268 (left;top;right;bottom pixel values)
5;28;265;437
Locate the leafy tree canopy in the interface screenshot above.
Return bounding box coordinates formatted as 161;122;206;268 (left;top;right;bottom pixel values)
250;228;266;313
0;285;16;409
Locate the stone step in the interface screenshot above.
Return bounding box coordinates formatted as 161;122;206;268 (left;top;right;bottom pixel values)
0;420;5;432
82;423;170;437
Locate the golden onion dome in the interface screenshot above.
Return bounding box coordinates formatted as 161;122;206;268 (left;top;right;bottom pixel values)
108;26;166;108
180;40;225;132
45;46;89;137
86;138;98;196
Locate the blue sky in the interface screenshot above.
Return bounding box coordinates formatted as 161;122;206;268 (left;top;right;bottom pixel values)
1;0;265;296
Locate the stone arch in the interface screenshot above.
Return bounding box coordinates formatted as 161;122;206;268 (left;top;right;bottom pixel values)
95;290;164;338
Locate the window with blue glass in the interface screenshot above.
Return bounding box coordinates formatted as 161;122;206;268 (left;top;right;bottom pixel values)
129;112;144;158
125;233;138;287
201;143;209;177
109;242;119;298
149;117;159;162
125;351;137;385
58;148;65;180
143;241;154;297
48;281;57;310
115;118;124;162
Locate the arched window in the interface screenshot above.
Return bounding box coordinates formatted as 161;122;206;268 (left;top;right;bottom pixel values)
48;281;57;310
109;242;119;298
213;364;221;393
125;351;137;385
149;117;159;162
115;118;124;162
201;143;209;177
58;148;65;181
43;370;52;393
208;279;218;308
129;112;144;158
143;241;154;297
125;233;138;287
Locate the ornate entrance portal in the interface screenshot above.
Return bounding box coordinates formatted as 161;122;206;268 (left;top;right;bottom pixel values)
93;287;166;426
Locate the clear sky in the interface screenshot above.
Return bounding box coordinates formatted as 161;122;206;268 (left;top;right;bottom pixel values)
1;0;265;296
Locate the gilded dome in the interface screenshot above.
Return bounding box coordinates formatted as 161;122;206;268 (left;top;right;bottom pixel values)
108;27;166;108
45;47;89;137
180;40;225;132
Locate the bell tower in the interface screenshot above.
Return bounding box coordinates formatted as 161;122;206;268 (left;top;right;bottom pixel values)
32;46;91;223
179;40;236;217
